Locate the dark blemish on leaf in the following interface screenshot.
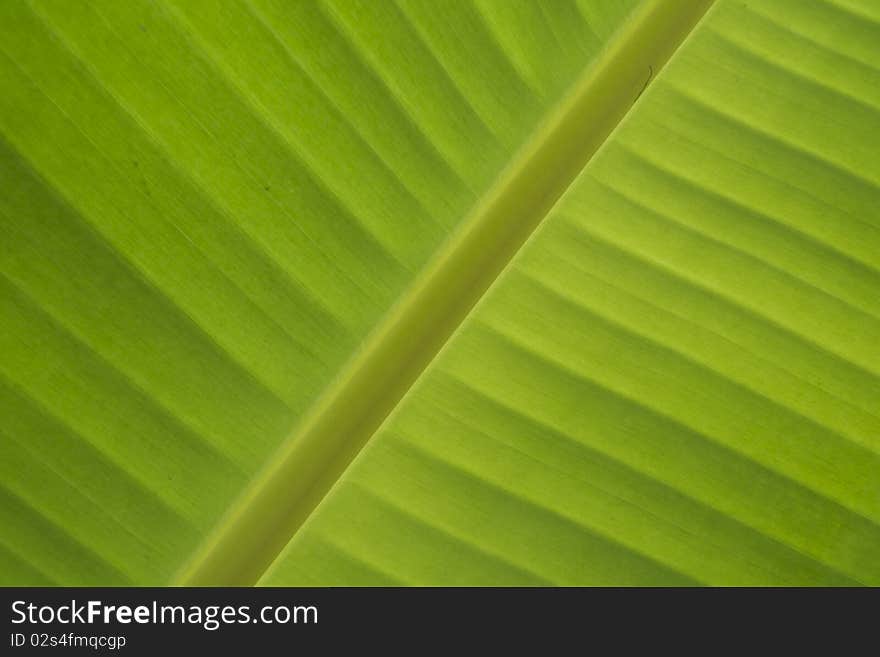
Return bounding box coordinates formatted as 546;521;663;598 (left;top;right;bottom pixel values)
264;185;270;191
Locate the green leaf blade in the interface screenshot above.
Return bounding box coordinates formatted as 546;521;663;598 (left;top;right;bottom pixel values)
261;0;880;586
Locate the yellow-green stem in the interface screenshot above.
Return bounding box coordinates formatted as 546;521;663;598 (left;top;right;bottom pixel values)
176;0;715;586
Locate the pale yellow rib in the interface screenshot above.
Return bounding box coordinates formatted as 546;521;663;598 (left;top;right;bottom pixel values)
176;0;715;586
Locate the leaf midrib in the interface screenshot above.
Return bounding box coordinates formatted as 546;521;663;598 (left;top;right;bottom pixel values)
176;0;716;586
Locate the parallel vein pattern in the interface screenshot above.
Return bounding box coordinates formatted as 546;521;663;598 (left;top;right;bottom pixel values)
262;0;880;586
0;0;640;584
177;0;711;585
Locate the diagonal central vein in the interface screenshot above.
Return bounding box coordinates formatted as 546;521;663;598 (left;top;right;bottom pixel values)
176;0;716;586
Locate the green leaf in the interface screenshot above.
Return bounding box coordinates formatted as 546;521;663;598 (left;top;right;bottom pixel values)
1;0;878;586
260;0;880;586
